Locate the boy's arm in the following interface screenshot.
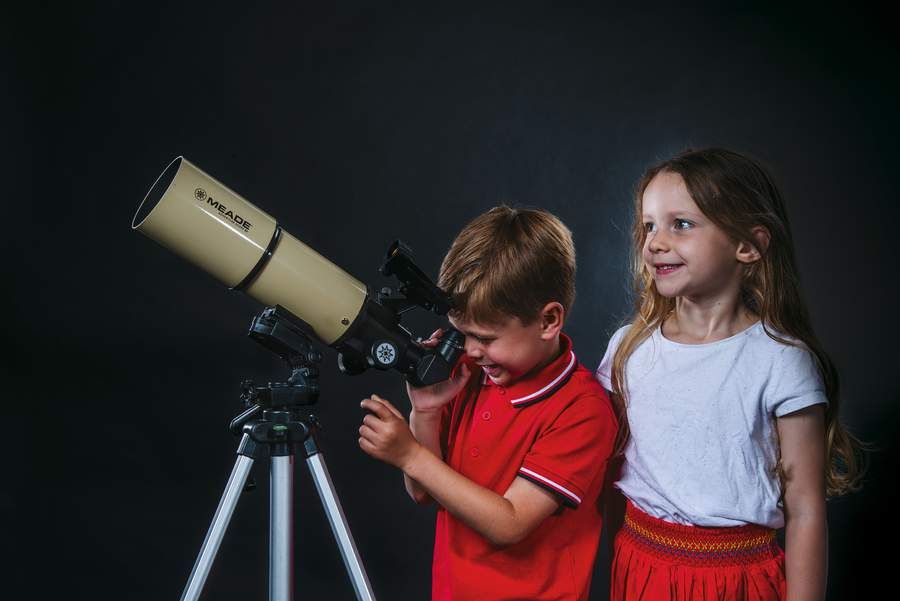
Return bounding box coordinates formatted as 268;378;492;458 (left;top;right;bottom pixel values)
361;396;560;547
403;408;442;503
402;330;471;503
406;442;561;546
777;404;828;601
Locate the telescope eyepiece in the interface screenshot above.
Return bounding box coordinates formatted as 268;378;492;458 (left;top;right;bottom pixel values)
435;328;465;360
407;327;466;388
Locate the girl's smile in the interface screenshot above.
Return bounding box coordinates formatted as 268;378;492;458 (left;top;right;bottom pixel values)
653;263;684;276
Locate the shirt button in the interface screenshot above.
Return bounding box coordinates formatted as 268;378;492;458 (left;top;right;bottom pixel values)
497;387;506;395
481;410;492;421
470;447;480;457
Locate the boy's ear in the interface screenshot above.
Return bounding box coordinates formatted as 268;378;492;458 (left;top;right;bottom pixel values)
539;302;565;339
736;226;770;264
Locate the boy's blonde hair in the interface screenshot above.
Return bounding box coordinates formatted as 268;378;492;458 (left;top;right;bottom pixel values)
438;206;575;325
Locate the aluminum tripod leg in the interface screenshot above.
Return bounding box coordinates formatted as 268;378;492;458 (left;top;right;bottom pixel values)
269;455;294;601
306;452;376;601
180;434;255;601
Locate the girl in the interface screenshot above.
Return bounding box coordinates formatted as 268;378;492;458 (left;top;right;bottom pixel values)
596;148;864;601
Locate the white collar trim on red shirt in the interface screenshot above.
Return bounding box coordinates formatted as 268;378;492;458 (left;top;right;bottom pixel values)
508;350;576;405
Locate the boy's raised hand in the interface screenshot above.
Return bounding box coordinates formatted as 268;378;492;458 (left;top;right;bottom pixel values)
406;328;472;414
359;395;421;469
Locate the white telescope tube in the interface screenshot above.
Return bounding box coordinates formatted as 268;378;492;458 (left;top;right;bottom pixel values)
132;157;368;345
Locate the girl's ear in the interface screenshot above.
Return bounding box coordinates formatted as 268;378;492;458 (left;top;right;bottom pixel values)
736;226;770;264
539;301;565;339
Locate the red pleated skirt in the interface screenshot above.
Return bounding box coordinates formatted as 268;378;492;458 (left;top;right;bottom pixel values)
611;501;786;601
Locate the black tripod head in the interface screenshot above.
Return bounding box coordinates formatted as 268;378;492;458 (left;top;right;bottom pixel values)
230;305;325;459
240;305;323;413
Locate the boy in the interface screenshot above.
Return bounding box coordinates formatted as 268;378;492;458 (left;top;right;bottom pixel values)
358;207;618;600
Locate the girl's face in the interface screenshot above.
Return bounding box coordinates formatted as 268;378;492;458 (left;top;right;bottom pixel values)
640;171;746;300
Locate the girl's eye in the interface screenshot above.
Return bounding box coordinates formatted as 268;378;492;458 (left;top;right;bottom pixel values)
674;219;693;230
643;222;656;233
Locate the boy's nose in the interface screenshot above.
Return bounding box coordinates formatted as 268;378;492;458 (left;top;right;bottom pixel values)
464;338;484;359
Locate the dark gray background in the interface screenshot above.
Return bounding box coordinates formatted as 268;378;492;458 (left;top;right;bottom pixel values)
5;2;897;599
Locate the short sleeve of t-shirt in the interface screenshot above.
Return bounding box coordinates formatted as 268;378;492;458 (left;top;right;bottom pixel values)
519;390;617;508
768;342;829;417
595;325;630;391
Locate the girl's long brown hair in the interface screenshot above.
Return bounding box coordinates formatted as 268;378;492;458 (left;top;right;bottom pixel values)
611;148;865;497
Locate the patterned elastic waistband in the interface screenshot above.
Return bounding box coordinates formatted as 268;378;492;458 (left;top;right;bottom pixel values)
620;501;781;567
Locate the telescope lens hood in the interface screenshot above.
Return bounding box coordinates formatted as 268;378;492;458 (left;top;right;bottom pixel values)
133;157;182;230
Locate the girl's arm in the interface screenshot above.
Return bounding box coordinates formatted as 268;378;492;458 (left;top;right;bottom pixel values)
777;404;828;601
599;392;625;558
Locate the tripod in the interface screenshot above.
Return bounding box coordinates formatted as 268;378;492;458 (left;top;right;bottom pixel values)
180;307;377;601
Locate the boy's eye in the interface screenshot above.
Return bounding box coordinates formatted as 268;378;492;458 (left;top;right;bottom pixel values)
674;219;693;230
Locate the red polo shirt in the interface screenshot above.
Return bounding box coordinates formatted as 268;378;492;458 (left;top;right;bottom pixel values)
432;334;618;601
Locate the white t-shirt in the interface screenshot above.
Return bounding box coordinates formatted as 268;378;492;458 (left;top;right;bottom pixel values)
596;321;827;528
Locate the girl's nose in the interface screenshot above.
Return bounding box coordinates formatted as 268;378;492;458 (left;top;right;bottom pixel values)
647;230;669;252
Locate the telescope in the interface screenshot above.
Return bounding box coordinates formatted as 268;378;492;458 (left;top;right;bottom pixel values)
132;157;465;601
132;156;464;386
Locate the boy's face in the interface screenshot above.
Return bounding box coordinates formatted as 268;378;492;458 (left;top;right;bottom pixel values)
449;306;561;387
